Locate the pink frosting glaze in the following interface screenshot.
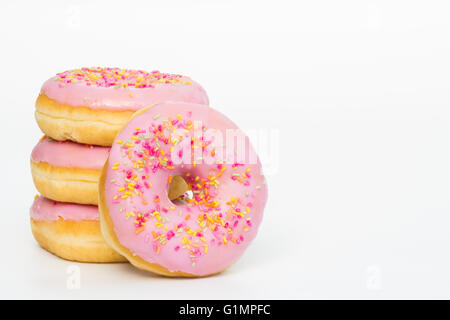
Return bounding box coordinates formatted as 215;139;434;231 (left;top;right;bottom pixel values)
31;136;109;170
40;68;209;111
102;102;268;276
30;196;99;221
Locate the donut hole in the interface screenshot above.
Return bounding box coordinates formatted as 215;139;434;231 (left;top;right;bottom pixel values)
168;175;191;204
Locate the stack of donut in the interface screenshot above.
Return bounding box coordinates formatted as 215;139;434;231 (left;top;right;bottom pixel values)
30;67;268;277
30;67;209;263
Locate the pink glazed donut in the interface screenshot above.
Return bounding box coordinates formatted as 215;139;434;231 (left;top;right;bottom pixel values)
99;102;268;277
30;196;125;263
31;136;110;205
35;67;209;146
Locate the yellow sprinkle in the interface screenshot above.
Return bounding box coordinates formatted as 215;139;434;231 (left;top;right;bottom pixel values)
182;236;191;244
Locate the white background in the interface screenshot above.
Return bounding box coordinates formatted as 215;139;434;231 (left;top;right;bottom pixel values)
1;0;450;299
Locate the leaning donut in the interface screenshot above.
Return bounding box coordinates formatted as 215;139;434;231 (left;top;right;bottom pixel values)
99;102;268;277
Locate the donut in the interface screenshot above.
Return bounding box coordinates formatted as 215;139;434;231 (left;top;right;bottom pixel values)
31;136;109;205
35;67;209;146
30;196;126;263
31;136;190;205
99;102;268;277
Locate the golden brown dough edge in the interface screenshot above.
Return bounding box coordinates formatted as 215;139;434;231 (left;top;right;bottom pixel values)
30;160;100;205
30;218;126;263
35;94;135;146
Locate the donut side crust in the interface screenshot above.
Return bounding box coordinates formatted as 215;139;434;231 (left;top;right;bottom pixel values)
35;94;135;146
30;218;126;263
31;160;100;205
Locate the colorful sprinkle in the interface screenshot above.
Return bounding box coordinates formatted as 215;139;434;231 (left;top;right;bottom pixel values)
54;68;191;89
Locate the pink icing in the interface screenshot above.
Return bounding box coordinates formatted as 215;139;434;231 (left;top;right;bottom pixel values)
40;68;209;111
31;136;109;170
30;196;99;221
103;102;268;276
